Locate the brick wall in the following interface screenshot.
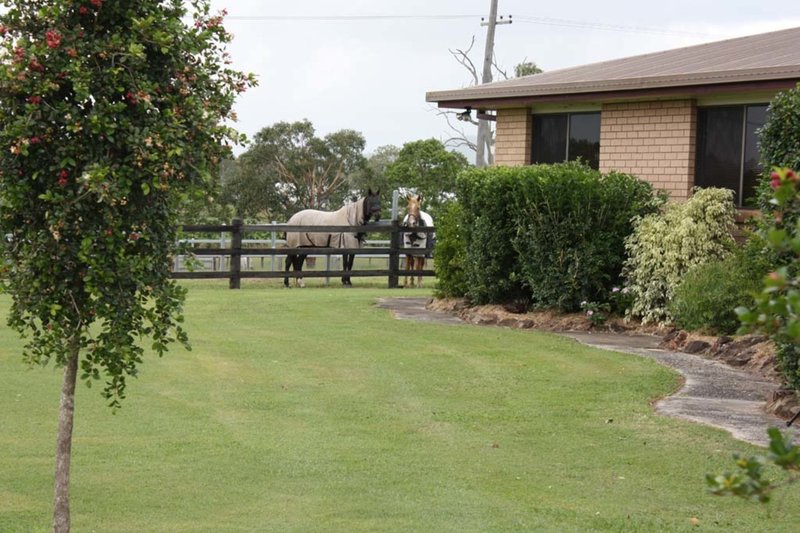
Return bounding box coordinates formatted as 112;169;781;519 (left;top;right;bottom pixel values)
495;108;532;166
599;100;697;201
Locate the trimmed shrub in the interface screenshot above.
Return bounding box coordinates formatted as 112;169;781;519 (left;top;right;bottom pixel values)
624;187;737;325
511;164;657;311
456;166;525;304
669;237;773;334
760;84;800;176
433;201;468;298
453;162;657;309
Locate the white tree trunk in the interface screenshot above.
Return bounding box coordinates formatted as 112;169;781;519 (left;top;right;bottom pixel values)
53;337;79;533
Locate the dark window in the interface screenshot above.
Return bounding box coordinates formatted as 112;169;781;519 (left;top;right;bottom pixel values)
695;104;768;207
532;114;568;165
531;112;600;169
568;113;601;170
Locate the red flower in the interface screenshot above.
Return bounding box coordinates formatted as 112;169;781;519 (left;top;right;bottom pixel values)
129;232;140;242
30;136;41;144
27;95;42;104
105;228;113;237
79;6;89;15
126;91;138;105
57;176;68;187
0;25;7;35
90;0;102;7
45;29;61;49
770;171;782;189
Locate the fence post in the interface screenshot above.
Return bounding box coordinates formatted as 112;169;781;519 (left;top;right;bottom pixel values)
388;220;400;288
229;218;242;289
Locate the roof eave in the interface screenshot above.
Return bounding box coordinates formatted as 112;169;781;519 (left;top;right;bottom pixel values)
428;78;800;110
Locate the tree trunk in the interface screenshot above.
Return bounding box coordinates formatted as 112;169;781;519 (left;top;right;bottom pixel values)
53;337;79;533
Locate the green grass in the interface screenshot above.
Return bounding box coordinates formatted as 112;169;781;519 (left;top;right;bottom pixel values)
1;281;798;531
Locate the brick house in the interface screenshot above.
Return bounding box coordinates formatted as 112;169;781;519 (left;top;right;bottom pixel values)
426;27;800;207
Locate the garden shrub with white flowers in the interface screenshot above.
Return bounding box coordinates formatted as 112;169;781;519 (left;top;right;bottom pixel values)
623;187;736;325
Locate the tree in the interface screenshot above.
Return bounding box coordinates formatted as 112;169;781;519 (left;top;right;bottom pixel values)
514;59;543;77
348;144;400;196
0;1;254;530
222;120;367;221
440;37;542;166
385;139;469;217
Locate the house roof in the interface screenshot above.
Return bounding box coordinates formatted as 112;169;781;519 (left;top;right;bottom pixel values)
426;26;800;109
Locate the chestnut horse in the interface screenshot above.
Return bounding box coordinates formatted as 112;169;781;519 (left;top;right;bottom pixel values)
402;194;434;288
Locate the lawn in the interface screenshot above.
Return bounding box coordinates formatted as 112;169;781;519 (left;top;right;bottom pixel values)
1;281;798;531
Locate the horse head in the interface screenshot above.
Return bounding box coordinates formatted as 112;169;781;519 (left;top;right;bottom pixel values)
363;188;381;223
404;194;422;228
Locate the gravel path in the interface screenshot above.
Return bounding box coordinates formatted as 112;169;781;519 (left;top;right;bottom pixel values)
376;297;792;447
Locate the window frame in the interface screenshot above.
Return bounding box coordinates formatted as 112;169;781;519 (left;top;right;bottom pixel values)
695;103;768;207
530;111;601;169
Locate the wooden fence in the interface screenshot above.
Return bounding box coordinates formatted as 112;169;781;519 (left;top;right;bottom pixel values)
171;218;436;289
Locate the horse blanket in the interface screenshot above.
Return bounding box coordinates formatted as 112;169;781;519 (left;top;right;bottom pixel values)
402;210;434;257
286;200;365;249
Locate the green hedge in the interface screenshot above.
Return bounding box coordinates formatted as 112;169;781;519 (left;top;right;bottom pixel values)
669;237;773;335
446;162;656;310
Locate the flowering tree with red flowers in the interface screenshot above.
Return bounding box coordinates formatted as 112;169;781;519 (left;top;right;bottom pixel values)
0;1;255;530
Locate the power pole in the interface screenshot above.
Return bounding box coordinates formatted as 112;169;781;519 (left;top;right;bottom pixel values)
475;0;511;167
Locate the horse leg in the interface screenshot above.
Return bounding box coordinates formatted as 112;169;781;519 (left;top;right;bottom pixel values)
296;254;306;288
405;254;413;288
417;257;424;288
342;253;354;286
284;254;293;287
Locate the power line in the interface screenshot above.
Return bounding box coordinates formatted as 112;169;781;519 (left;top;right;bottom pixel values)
514;16;723;38
225;13;723;38
226;15;480;21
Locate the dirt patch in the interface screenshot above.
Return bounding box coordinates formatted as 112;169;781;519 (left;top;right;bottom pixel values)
427;297;800;420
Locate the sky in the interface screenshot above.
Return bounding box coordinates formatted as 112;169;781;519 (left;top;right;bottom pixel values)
208;0;800;157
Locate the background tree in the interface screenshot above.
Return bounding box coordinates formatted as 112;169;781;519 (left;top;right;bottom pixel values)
0;1;254;530
385;139;469;217
348;144;400;196
515;59;543;77
221;120;367;221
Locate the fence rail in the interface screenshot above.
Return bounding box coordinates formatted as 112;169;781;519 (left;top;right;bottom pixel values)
173;219;435;289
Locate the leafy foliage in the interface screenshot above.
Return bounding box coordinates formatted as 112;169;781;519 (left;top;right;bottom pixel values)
670;238;773;334
0;0;254;407
384;138;469;218
756;84;800;212
511;164;658;312
623;188;736;324
432;201;468;298
222;119;367;221
707;428;800;503
451;163;656;309
348;144;400;198
738;168;800;389
455;165;524;304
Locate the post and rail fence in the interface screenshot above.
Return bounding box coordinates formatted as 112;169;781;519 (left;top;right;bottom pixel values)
171;219;436;289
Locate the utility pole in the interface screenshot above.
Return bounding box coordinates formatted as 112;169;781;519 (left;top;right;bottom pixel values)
475;0;511;167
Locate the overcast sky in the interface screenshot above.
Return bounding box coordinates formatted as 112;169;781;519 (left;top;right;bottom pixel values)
208;0;800;156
